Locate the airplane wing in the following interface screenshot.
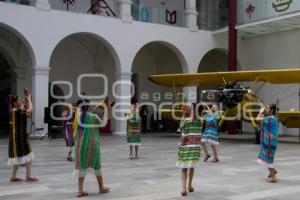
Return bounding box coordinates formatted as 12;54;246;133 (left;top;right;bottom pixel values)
278;111;300;128
149;68;300;87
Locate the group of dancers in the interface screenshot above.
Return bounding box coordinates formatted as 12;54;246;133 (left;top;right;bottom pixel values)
6;89;279;197
177;102;279;196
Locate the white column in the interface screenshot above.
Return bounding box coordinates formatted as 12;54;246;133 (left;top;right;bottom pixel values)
32;66;50;132
118;0;133;23
35;0;51;10
184;0;198;31
183;86;197;103
113;72;132;135
14;67;27;97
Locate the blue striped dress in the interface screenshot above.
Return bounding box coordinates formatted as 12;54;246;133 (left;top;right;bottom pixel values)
201;113;219;145
258;115;279;167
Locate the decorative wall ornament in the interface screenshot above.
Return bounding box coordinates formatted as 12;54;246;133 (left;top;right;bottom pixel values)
140;6;149;22
166;9;177;24
61;0;75;10
272;0;293;12
87;0;116;17
245;3;255;19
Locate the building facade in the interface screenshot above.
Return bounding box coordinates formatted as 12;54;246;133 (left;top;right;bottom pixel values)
0;0;299;136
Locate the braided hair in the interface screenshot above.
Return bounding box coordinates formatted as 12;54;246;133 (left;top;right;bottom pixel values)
7;95;19;111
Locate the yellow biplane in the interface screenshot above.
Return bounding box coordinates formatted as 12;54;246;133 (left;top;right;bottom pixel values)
149;69;300;130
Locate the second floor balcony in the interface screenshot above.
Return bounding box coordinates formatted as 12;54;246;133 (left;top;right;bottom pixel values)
0;0;228;31
238;0;300;25
3;0;299;34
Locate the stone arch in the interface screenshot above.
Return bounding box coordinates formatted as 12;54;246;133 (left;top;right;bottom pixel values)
131;41;188;132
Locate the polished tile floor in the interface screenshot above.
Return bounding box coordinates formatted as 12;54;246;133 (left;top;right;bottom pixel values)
1;134;300;200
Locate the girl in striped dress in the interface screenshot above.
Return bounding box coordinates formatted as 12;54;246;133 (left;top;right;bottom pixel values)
126;102;141;159
201;104;220;162
177;104;203;196
7;91;38;182
73;100;110;197
256;104;279;183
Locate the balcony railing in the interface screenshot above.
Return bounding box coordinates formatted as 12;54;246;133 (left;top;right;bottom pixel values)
238;0;299;25
197;9;228;31
196;0;228;31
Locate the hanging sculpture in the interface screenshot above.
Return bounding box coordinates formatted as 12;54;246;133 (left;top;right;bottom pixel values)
87;0;116;17
61;0;75;11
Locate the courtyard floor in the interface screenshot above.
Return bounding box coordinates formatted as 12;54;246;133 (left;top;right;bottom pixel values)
0;134;300;200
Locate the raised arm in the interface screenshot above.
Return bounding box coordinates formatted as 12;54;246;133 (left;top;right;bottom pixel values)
256;107;265;127
203;103;212;113
24;90;32;117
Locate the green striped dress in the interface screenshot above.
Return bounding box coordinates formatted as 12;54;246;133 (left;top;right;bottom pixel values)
177;117;203;168
73;112;102;178
127;113;141;146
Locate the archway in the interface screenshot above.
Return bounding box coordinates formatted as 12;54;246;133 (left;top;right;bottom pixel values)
49;32;119;135
0;23;35;137
0;52;13;136
197;48;229;102
132;41;187;133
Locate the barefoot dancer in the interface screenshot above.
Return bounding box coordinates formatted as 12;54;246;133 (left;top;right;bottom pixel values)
256;104;279;183
177;104;202;196
201;104;220;162
126;101;141;159
7;90;38;182
73;99;110;197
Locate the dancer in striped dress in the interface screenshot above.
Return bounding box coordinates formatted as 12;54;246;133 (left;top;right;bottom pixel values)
177;104;203;196
256;104;279;183
126;101;141;159
7;90;38;182
73;99;109;197
201;104;220;162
